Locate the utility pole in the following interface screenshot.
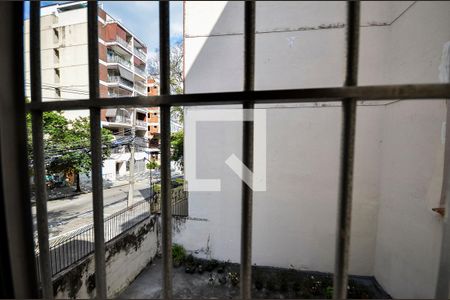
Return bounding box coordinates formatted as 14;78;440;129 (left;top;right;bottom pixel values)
128;108;136;206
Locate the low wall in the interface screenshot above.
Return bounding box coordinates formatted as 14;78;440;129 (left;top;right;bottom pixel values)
53;215;159;298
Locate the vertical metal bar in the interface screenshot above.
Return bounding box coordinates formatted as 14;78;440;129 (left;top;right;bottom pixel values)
87;2;107;298
0;1;39;298
435;105;450;299
159;2;172;298
333;2;360;299
240;1;255;299
30;2;53;298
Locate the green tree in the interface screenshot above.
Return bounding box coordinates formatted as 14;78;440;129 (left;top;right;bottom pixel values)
26;111;69;170
47;116;114;192
146;159;160;170
28;112;114;192
171;130;183;168
148;41;184;124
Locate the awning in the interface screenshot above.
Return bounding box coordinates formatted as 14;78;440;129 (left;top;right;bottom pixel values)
134;152;148;161
110;152;130;162
119;65;134;82
105;108;117;117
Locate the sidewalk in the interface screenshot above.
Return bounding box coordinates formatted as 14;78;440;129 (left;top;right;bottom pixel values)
31;171;153;203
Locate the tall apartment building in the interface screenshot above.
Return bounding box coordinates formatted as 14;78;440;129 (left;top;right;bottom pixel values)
24;1;150;181
146;77;160;162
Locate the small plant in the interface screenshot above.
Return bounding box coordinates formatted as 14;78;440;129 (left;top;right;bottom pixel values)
184;254;197;274
228;272;240;286
204;259;219;272
146;160;159;170
325;286;333;299
266;279;277;291
153;184;161;193
172;244;186;267
254;272;264;290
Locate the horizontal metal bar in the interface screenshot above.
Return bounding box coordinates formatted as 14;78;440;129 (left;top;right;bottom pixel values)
26;83;450;111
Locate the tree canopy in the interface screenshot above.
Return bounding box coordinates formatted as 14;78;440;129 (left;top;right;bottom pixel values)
27;112;114;191
171;130;183;166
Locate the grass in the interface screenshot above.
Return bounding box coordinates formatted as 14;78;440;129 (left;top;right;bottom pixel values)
172;244;186;266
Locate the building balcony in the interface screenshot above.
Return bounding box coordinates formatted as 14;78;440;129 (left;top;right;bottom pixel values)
105;37;133;58
108;92;130;98
107;54;132;69
134;66;147;79
134;82;147;95
116;36;132;50
134;48;147;61
136;119;148;128
107;75;134;91
105;114;131;125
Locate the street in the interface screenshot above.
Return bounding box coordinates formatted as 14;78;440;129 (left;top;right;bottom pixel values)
32;179;152;240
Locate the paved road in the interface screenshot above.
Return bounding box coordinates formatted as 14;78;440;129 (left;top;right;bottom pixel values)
32;179;152;239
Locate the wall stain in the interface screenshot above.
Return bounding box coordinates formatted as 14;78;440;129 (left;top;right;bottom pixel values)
53;216;157;299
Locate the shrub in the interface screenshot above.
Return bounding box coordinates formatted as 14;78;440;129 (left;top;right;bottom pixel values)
153;184;161;193
172;244;186;266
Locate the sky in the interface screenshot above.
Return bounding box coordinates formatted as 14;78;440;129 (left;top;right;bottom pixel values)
24;1;183;54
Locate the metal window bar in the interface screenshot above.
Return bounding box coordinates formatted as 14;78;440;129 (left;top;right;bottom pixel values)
29;1;53;299
10;1;449;299
159;2;173;299
87;2;107;298
333;2;360;299
0;2;39;298
241;1;255;299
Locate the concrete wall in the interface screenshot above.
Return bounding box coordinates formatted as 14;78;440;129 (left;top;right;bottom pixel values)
180;1;450;298
53;216;159;299
24;8;89;119
370;2;450;298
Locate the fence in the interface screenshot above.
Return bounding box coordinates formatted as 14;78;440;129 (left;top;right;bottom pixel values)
151;186;188;217
35;186;188;278
35;199;151;278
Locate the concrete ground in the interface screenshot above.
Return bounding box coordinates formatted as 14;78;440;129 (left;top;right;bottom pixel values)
119;258;390;299
119;257;240;299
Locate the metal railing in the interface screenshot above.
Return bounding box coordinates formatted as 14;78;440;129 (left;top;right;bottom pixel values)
108;91;131;98
151;186;188;217
113;36;132;51
35;199;151;278
107;75;133;88
134;48;146;61
134;67;146;78
134;82;147;95
136;119;147;127
109;114;131;124
107;54;131;69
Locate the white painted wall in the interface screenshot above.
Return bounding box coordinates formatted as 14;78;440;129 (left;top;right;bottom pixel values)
180;1;450;298
54;216;159;299
24;8;89;118
370;2;450;298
